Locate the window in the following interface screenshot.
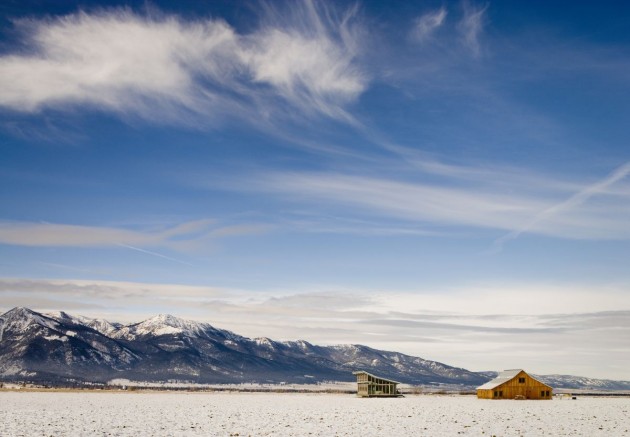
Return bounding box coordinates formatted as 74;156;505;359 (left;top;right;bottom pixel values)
541;391;545;397
494;391;498;398
499;391;503;397
546;391;550;397
518;377;525;383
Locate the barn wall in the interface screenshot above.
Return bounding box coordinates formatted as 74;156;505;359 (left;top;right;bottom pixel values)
477;389;494;399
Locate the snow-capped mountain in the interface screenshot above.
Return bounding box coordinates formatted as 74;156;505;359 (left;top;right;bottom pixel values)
537;374;630;391
0;307;483;385
0;308;138;382
2;307;629;390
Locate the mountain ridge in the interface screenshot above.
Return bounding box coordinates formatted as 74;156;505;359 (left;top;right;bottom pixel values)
1;307;629;391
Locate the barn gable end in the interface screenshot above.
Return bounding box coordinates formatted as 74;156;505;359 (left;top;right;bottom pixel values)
477;369;552;400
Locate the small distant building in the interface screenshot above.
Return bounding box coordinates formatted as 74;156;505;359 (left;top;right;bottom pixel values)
477;369;552;400
353;371;402;397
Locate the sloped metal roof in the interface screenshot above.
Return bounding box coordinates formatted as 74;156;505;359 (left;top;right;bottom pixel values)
353;370;401;384
476;369;524;390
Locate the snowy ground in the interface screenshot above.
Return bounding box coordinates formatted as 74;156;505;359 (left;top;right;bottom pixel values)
1;392;629;436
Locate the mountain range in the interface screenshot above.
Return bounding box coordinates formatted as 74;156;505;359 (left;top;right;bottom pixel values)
1;307;629;391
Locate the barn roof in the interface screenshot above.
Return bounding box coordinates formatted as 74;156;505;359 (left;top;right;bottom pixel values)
477;369;552;390
476;369;524;390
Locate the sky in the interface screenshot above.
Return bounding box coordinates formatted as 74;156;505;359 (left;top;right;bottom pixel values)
1;0;630;380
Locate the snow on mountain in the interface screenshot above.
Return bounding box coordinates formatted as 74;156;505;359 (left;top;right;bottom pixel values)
254;337;277;349
0;307;139;380
127;314;199;337
282;340;316;353
0;307;59;340
45;311;121;338
111;314;233;342
45;310;87;325
538;374;630;391
84;318;121;338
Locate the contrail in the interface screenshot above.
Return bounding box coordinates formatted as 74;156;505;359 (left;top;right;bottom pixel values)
494;161;630;250
116;243;194;267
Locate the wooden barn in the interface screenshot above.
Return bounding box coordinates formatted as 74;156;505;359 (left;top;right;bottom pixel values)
477;369;553;400
353;371;402;397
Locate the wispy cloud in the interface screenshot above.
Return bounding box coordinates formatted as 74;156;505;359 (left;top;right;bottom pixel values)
0;219;268;250
494;161;630;249
0;278;229;317
116;243;195;267
281;214;445;237
0;2;366;125
457;2;488;57
244;0;366;121
249;163;630;240
410;7;447;43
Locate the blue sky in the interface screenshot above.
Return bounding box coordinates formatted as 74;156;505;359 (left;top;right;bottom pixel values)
1;0;630;379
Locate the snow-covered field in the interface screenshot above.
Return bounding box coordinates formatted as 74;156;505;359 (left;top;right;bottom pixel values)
1;392;629;436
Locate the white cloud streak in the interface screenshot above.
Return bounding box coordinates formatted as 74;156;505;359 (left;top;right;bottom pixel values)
0;2;366;124
495;161;630;248
116;243;195;267
263;172;542;229
243;1;365;121
410;8;447;43
0;219;269;250
458;2;488;57
253;164;630;240
0;278;229;316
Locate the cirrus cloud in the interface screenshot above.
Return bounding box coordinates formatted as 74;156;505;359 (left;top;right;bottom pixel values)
410;7;447;43
458;2;488;56
0;1;367;125
0;219;270;252
247;158;630;241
